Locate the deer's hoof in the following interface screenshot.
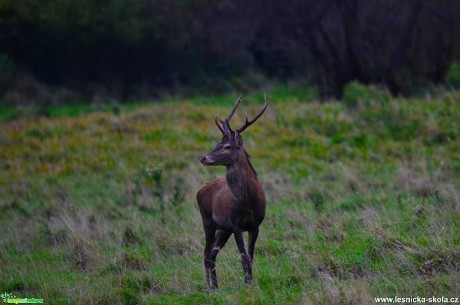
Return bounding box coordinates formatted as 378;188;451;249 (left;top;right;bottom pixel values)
206;286;219;293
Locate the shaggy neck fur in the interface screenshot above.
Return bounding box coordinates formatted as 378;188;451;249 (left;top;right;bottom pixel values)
225;150;258;203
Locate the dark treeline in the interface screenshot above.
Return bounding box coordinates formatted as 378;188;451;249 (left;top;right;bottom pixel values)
1;0;459;103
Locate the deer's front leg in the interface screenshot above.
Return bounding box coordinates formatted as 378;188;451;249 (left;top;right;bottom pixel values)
234;230;252;284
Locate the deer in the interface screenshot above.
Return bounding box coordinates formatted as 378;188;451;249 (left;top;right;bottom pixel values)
197;93;268;291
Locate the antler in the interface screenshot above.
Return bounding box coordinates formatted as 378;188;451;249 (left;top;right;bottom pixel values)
215;95;242;135
236;92;268;133
214;93;268;135
214;114;225;134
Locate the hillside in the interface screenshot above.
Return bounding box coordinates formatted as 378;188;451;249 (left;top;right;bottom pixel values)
1;86;459;304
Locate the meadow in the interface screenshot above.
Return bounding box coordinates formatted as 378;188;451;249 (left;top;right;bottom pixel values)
0;84;459;304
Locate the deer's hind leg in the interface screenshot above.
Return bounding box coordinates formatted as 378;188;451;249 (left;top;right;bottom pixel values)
246;227;259;280
203;224;217;291
248;227;259;262
234;230;252;284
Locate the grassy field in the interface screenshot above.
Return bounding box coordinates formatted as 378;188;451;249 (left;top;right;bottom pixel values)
0;85;459;304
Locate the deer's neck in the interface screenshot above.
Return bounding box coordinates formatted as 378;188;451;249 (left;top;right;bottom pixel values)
225;150;259;203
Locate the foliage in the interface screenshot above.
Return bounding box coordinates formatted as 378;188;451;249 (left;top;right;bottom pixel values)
0;53;16;80
446;64;460;89
146;166;186;225
1;0;460;100
342;82;391;108
0;87;459;304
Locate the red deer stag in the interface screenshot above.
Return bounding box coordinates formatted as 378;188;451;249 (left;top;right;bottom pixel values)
197;93;268;290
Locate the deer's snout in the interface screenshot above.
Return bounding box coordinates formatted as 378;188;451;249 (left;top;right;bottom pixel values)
200;155;215;165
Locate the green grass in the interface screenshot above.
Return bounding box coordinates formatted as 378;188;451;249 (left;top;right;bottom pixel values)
0;105;17;121
0;85;459;304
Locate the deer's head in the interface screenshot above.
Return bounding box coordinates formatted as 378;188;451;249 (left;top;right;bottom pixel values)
200;93;268;166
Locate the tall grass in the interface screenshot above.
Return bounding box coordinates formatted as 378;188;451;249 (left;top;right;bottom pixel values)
0;85;459;304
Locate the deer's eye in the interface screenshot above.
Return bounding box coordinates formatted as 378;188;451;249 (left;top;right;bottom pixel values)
224;145;231;150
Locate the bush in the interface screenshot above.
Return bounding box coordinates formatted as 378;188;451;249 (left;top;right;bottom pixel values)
0;53;17;99
342;82;391;107
0;53;16;80
446;63;460;89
